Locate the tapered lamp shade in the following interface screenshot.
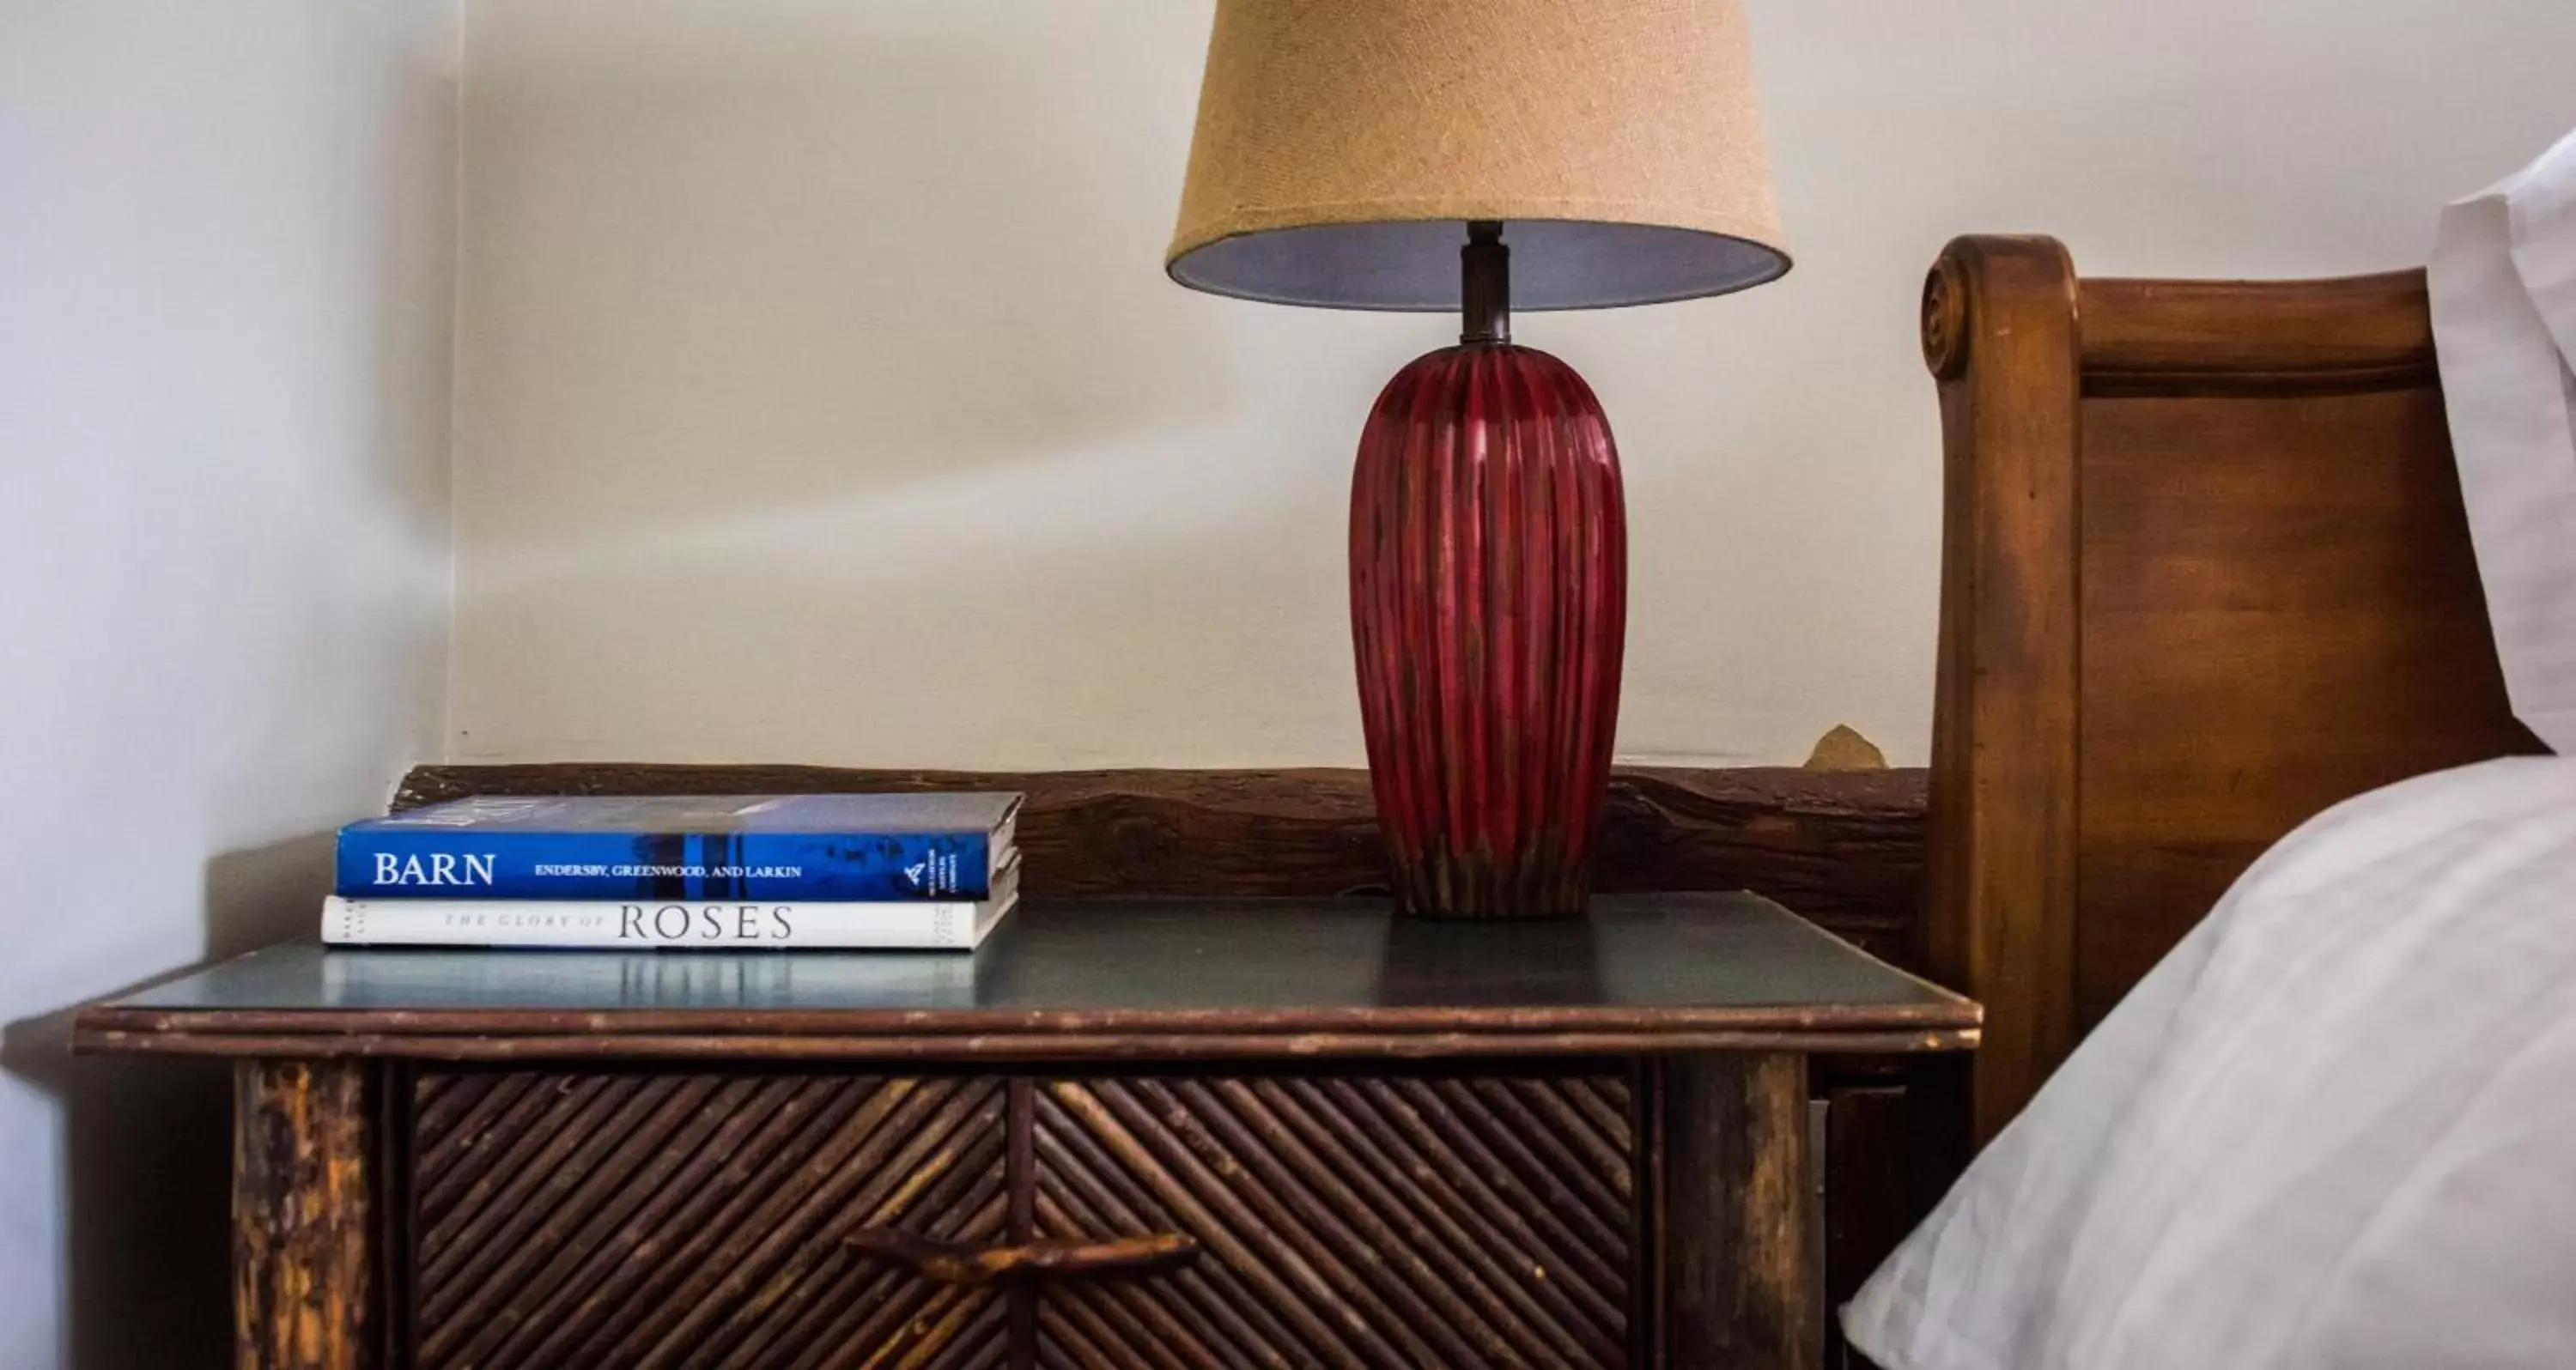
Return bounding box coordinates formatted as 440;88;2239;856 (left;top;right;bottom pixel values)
1166;0;1790;311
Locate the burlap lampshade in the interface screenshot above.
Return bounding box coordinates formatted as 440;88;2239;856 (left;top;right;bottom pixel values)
1167;0;1790;312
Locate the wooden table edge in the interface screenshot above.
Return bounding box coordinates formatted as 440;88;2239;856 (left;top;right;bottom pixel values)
74;997;1976;1037
72;1023;1978;1060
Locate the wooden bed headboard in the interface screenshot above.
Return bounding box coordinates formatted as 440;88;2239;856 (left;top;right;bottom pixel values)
1921;235;2546;1143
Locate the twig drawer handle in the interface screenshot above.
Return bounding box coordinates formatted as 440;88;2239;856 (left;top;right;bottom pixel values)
845;1228;1199;1287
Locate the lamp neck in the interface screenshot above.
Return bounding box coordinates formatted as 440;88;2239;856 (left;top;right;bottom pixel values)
1461;221;1510;346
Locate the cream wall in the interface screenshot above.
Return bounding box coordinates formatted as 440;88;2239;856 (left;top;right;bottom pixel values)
450;0;2576;770
0;3;458;1364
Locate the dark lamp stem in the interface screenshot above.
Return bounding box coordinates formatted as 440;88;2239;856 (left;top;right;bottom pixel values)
1461;220;1510;345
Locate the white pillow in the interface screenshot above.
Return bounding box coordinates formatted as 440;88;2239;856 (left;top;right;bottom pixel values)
1844;757;2576;1370
2433;124;2576;754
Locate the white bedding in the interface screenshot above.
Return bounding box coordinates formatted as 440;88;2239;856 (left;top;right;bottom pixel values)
1844;757;2576;1370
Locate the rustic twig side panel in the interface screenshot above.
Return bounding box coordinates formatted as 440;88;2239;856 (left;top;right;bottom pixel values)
1030;1073;1636;1370
406;1070;1009;1370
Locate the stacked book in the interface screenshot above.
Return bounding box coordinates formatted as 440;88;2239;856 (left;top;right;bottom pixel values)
322;793;1024;950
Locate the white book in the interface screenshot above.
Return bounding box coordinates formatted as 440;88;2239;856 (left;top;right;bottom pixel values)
319;944;984;1007
323;857;1020;951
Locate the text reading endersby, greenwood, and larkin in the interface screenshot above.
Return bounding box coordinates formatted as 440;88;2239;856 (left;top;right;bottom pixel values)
336;793;1020;902
361;855;810;886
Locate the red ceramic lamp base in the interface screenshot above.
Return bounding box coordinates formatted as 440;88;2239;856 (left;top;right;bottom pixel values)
1349;342;1627;918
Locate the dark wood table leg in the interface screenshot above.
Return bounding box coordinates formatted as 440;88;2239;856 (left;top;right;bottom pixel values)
235;1058;377;1370
1666;1052;1818;1369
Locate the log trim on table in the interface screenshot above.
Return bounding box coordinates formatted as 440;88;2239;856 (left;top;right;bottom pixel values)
84;1028;1978;1062
86;1003;1977;1042
392;763;1930;967
1661;1053;1816;1370
235;1058;379;1370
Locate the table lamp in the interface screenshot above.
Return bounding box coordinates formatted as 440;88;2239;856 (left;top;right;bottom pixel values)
1167;0;1790;919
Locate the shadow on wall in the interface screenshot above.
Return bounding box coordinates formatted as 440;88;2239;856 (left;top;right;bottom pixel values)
462;7;1234;555
453;3;1370;766
1;834;336;1367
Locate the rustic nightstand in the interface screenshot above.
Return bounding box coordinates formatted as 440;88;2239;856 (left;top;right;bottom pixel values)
76;894;1974;1370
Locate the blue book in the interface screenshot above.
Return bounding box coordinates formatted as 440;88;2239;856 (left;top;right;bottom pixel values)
335;793;1022;901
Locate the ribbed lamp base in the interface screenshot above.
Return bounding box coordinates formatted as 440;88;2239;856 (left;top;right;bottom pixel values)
1349;343;1628;919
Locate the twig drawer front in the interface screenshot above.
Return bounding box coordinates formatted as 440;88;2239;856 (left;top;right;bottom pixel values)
404;1068;1637;1370
408;1070;1010;1370
1033;1073;1637;1370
